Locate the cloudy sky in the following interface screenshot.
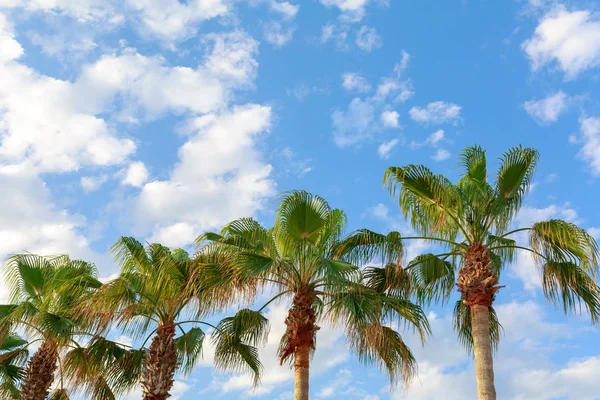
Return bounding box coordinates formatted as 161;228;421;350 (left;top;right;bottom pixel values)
1;0;600;399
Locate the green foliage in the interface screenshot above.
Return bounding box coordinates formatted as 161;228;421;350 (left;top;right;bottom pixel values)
382;144;600;354
202;191;430;386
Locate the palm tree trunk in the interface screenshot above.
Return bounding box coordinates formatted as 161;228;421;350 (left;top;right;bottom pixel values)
457;243;503;400
142;323;178;400
471;304;496;400
279;290;319;400
294;344;310;400
20;339;59;400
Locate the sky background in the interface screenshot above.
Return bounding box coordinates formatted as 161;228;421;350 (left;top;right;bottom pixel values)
1;0;600;399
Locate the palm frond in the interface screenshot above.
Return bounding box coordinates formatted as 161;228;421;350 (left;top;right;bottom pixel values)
542;262;600;323
530;220;600;273
175;327;205;375
408;254;456;305
383;165;461;238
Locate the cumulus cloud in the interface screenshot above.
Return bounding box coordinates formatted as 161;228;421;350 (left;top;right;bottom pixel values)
341;72;372;93
320;0;371;22
133;105;275;248
409;101;462;125
122;161;149;188
380;110;399;128
126;0;229;42
523;91;569;124
355;25;382;52
522;6;600;79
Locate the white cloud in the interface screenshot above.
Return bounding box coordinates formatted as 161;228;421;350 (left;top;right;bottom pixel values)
409;101;462;124
78;30;259;120
342;72;371;93
572;116;600;176
355;25;381;52
0;167;105;302
148;222;196;248
522;6;600;79
332;98;376;147
126;0;229;42
380;110;399;128
122;161;149;188
269;1;299;19
377;139;399;159
320;0;371;22
432;148;450;162
0;45;136;172
133;105;275;248
523;91;568;124
263;21;295;47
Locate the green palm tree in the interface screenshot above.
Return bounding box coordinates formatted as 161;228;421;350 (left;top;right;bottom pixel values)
199;191;430;400
0;332;28;399
85;237;267;400
0;254;119;400
347;145;600;399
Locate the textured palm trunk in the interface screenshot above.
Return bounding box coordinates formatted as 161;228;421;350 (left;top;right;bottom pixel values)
294;344;310;400
280;291;319;400
20;339;59;400
142;323;178;400
457;243;502;400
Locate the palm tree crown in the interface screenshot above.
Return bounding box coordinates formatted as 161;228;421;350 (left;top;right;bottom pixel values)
345;145;600;399
86;237;266;400
200;191;431;399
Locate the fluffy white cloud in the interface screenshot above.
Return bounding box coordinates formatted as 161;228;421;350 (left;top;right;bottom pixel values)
0;28;136;172
270;1;299;18
523;91;568;124
409;101;462;124
126;0;229;42
380;110;399;128
377;138;399;159
571;116;600;176
133;105;275;248
341;72;371;93
78;30;258;120
355;25;381;52
408;129;450;161
122;161;149;187
522;6;600;79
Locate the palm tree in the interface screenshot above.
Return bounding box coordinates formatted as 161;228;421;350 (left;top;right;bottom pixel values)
0;254;114;400
85;237;267;400
0;332;28;399
199;191;430;400
349;145;600;399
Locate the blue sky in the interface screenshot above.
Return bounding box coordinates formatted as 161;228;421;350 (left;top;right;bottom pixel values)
1;0;600;398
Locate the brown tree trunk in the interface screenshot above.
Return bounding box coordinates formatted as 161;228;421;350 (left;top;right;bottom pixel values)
142;323;178;400
294;344;310;400
20;339;59;400
457;243;502;400
280;290;319;400
471;304;496;400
